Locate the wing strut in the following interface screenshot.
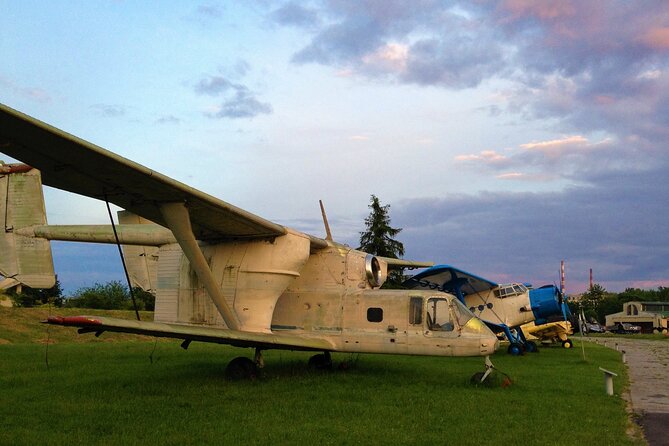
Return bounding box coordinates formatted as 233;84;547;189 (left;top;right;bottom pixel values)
159;202;241;331
105;194;141;321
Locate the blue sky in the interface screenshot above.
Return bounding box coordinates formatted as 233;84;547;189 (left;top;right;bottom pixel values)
2;1;669;295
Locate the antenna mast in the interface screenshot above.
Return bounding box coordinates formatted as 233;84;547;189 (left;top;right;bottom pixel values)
319;200;333;241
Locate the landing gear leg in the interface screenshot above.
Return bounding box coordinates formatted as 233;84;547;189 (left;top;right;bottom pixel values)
471;356;495;384
470;356;513;387
254;348;265;368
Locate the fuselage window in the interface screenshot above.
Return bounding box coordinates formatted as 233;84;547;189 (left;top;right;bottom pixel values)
426;297;454;331
367;307;383;323
409;297;423;325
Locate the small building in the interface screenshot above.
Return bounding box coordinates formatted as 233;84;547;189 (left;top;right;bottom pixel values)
605;301;669;333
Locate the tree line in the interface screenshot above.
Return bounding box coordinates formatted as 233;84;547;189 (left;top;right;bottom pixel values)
568;283;669;323
7;279;155;311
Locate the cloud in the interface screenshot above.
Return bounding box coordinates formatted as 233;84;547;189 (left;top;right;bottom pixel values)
520;135;588;151
0;76;52;103
271;2;320;28
194;69;273;119
640;27;669;50
393;166;669;292
455;150;508;164
281;2;507;88
208;88;273;119
155;115;181;125
195;76;234;96
196;4;223;19
274;1;669;170
90;104;126;118
455;135;633;184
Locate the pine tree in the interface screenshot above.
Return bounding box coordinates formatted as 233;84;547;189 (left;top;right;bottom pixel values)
358;195;405;287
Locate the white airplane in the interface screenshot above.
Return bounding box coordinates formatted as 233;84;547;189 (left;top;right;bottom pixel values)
0;103;498;379
404;265;570;355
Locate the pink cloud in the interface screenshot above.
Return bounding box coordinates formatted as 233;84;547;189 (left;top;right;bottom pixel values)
640;27;669;49
455;150;507;163
499;0;576;21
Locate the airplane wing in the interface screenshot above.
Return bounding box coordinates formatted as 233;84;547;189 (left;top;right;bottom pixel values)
403;264;498;296
0;103;286;242
46;315;335;351
522;321;572;341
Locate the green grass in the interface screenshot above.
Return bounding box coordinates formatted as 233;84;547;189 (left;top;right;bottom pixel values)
0;308;642;445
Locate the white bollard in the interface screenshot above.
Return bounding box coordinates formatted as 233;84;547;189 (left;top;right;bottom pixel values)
599;367;618;396
622;350;626;363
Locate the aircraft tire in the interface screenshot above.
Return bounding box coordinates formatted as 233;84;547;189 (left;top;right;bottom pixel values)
225;357;258;380
507;343;523;356
525;341;539;353
308;353;333;370
470;371;488;385
561;339;573;349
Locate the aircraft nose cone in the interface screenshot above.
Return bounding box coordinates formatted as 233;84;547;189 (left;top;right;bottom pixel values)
528;286;562;321
481;334;500;354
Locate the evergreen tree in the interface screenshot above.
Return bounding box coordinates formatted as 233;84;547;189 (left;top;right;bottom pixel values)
358;195;405;287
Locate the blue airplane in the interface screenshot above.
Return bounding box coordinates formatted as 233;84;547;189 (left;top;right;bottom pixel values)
404;265;571;355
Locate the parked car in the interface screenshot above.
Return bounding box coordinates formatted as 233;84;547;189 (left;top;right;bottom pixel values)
585;322;606;333
608;322;642;334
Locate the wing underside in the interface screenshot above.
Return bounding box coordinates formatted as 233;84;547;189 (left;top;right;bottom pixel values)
404;264;498;296
0;103;285;242
47;315;334;351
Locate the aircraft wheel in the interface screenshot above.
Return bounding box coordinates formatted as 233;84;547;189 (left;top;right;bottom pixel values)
507;343;523;356
470;372;486;384
225;357;258;380
525;341;539;353
308;353;333;370
561;339;573;349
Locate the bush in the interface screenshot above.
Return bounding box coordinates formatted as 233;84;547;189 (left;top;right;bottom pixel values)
65;281;155;311
8;280;64;307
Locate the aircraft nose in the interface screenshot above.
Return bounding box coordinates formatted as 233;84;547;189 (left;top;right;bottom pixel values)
481;334;499;354
528;286;562;321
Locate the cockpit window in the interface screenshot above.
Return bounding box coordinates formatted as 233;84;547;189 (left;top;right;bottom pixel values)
450;298;473;327
409;297;423;325
494;283;528;298
426;297;454;331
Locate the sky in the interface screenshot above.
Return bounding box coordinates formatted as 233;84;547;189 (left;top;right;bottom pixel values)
2;1;669;295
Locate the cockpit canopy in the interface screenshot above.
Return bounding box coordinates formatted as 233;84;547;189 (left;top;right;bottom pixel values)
493;283;528;299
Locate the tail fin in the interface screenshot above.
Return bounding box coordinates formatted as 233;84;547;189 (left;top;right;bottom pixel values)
118;210;159;292
0;163;55;288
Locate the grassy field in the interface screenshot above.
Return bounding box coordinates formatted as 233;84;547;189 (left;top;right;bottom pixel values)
0;308;642;445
